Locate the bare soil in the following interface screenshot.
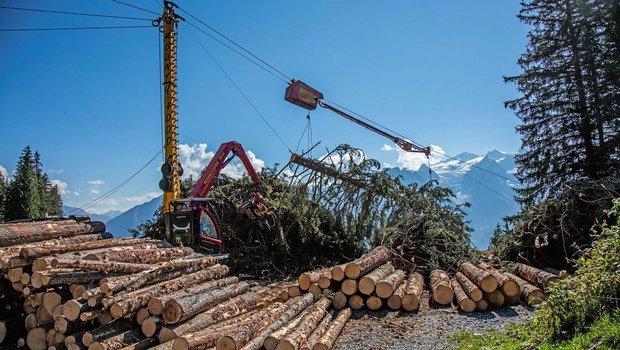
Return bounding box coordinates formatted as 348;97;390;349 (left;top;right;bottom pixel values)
333;291;533;350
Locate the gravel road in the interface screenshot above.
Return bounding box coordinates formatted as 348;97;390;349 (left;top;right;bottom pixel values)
333;291;533;350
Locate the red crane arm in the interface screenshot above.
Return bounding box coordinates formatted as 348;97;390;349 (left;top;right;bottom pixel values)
188;141;262;199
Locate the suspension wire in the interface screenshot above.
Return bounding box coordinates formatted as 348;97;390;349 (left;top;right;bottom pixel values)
110;0;159;16
65;148;163;215
182;20;289;84
295;116;310;154
187;29;293;153
307;112;313;157
0;5;154;21
176;5;292;82
0;25;153;32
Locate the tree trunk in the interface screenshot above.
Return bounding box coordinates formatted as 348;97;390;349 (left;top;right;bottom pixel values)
402;272;424;312
330;264;347;282
313;308;352;350
459;263;497;293
84;247;193;264
274;298;331;350
451;279;475;312
504;272;545;306
106;265;229;318
332;292;347;310
298;268;331;291
455;272;482;302
479;263;519;297
341;279;357;296
515;263;560;290
20;238;159;260
299;311;333;350
158;290;286;344
387;279;407;310
82;320;133;346
430;270;453;305
485;290;505;308
348;295;364;310
365;296;382;311
344;246;390;279
88;328;143;350
148;277;238;316
51;259;151;274
0;220;105;248
358;263;394;295
376;269;406;298
161;282;250;324
235;294;312;350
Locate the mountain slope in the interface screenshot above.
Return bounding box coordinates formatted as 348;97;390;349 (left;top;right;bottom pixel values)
105;196;162;237
62;206;122;224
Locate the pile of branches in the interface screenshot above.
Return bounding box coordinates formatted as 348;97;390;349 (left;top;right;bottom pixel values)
490;177;620;271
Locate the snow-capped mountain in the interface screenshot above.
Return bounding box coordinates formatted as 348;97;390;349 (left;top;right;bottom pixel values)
62;206;122;224
386;149;520;249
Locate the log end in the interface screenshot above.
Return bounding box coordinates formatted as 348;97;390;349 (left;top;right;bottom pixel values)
63;300;82;322
89;342;105;350
158;328;177;344
141;317;159;337
476;299;489;311
216;335;238;350
147;298;164;316
502;280;520;298
366;296;383;311
432;285;454;305
274;339;295;350
109;303;125;319
136;308;151;325
26;327;47;350
401;295;420;312
172;337;189;350
470;289;483;302
288;286;301;298
344;263;361;280
480;275;498;293
318;276;331;289
331;266;345;282
308;284;321;298
348;295;364;310
387;295;402;310
358;277;374;295
162;300;182;324
341;279;357;296
375;282;394;299
298;274;311;291
333;292;348;310
459;299;476;313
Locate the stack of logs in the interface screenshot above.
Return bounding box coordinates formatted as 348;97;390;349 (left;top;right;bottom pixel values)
0;219;353;350
290;246;560;313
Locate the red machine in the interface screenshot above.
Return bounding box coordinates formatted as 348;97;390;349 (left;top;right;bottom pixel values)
166;141;277;251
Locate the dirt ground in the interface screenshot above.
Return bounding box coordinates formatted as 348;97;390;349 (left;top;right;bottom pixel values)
333;291;533;350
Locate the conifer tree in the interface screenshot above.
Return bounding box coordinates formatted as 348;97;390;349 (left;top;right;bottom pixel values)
5;146;39;220
0;173;7;222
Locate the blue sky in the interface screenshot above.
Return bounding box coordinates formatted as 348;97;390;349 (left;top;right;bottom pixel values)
0;1;527;213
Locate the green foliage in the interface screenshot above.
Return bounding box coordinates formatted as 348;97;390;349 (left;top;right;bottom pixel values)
456;199;620;349
3;146;63;222
0;172;7;222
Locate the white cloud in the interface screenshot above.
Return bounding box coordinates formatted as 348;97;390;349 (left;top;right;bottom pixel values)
90;188;101;195
381;143;445;171
73;191;80;196
88;180;105;185
50;179;69;195
48;168;65;174
123;192;161;203
178;143;265;180
0;165;7;179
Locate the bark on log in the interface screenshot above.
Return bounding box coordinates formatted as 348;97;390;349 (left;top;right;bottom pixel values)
299;312;333;350
332;292;347;310
0;220;105;248
430;270;453;305
348;295;364;310
504;272;545;306
330;264;347;282
358;263;394;295
485;290;505;308
313;308;352;350
148;277;238;316
274;297;331;350
21;238;159;260
478;263;519;297
387;279;407;310
84;247;193;264
455;272;483;302
298;268;331;291
32;270;117;289
106;264;229;318
158;290;283;344
263;295;316;350
82;320;132;346
365;296;382;311
239;294;315;350
376;269;406;298
88;328;142;350
161;281;250;324
344;246;390;279
451;278;475;312
515;263;560;290
52;259;151;274
341;279;357;296
402;272;424;312
459;263;497;293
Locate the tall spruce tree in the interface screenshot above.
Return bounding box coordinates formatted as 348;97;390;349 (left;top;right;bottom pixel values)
506;0;620;204
0;172;7;222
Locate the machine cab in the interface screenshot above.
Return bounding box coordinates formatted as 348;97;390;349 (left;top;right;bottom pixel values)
169;199;223;251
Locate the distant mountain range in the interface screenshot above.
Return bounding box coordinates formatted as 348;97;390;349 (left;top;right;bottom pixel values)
386;149;520;248
82;149;519;247
62;206;122;224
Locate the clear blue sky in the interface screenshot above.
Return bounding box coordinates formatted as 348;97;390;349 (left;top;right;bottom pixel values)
0;0;527;213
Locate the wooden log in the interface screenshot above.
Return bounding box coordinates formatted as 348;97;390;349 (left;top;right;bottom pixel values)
455;272;483;302
515;263;560;290
476;298;488;311
308;284;321;298
332;291;348;310
84;247;193;264
107;264;229;318
20;238;159;260
485;290;505;308
348;295;364;310
53;305;64;320
54;316;81;334
27;326;50;350
459;262;497;293
376;269;406;298
135;309;151;326
82;320;132;347
298;267;331;291
505;293;521;305
318;276;331;289
148;276;238;315
141;317;162;338
21;272;31;285
299;311;333;350
42;292;62;314
32;270;116;289
504;272;545;305
287;285;300;298
263;296;316;350
402;272;424;312
158;290;284;344
80;309;105;322
341;279;357;296
63;300;88;322
478;263;519;297
387;279;407;310
430;270;454;305
65;331;86;346
0;220;105;248
274;297;332;350
451;278;475;312
70;284;87;300
161;281;249;324
238;294;315;350
365;296;382;311
358;263;394;295
88;328;143;350
8;267;23;283
313;308;352;350
52;259;151;274
25;313;39;330
330;263;347;282
37;304;54;324
344;246;390;279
